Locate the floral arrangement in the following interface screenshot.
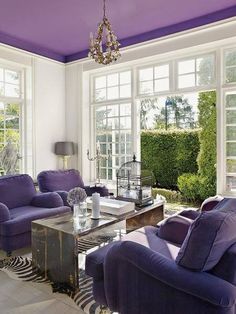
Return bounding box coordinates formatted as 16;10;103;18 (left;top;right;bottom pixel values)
67;187;87;206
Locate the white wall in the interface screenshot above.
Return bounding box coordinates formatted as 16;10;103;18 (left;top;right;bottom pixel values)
65;64;92;182
33;58;65;175
65;64;81;171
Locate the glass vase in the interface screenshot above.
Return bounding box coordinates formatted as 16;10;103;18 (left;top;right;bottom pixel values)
73;202;87;220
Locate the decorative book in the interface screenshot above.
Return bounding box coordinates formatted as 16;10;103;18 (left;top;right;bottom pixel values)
87;198;135;216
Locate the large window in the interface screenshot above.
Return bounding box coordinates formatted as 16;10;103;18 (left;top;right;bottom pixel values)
0;66;24;174
95;103;132;180
92;55;216;183
93;70;133;181
90;46;236;194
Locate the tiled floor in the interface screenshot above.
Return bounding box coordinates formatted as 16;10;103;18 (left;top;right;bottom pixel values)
0;248;85;314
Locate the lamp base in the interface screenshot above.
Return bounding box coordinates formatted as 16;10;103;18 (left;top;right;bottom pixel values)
62;156;70;170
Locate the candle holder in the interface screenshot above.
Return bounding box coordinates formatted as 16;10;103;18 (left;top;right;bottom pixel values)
87;143;111;183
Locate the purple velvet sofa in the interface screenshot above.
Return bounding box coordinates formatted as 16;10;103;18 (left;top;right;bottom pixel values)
0;174;71;255
37;169;109;206
86;197;236;314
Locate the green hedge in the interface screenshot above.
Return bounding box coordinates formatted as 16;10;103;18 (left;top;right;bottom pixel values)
141;129;200;188
178;91;216;201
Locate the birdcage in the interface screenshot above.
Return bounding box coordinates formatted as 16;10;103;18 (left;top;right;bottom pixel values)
116;155;154;207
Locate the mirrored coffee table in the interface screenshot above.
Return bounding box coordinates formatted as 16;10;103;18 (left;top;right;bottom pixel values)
31;200;164;290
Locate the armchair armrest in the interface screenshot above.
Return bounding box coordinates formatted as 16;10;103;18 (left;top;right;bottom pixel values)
0;202;10;222
105;241;236;308
31;192;63;208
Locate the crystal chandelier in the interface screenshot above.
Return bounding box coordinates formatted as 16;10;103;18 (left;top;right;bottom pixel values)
88;0;121;65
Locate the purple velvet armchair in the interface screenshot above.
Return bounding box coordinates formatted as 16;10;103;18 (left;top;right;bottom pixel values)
37;169;109;206
0;174;70;255
86;197;236;314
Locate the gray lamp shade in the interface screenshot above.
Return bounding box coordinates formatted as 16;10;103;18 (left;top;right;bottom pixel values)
54;142;75;156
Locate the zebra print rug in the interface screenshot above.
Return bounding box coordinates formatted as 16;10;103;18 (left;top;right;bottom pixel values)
0;256;111;314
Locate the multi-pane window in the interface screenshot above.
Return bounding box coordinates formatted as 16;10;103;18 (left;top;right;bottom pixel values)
225;49;236;84
90;44;236;195
0;67;22;174
94;71;131;102
177;54;215;89
0;68;20;98
139;64;170;95
95;103;132;181
225;91;236;192
0;103;20;151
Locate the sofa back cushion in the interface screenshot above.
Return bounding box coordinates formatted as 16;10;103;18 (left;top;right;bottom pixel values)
176;201;236;271
158;215;193;245
210;243;236;285
37;169;85;193
0;174;36;209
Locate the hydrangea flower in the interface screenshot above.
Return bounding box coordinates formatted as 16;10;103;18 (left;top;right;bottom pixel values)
67;187;87;206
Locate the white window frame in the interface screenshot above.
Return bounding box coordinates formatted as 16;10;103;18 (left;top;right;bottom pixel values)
0;62;32;175
91;67;135;183
0;64;23;172
223;47;236;86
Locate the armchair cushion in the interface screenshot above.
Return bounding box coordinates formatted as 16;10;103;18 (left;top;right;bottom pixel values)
0;202;10;222
31;192;63;208
37;169;85;193
86;226;180;280
158;214;193;245
176;207;236;271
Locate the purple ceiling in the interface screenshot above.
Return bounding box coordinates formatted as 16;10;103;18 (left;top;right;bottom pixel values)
0;0;235;63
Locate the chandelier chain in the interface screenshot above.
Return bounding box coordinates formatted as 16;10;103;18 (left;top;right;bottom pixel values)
103;0;106;18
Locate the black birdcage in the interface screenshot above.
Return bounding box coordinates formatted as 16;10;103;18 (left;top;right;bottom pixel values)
116;155;154;207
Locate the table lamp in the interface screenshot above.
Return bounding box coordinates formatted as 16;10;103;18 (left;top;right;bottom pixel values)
54;142;75;169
